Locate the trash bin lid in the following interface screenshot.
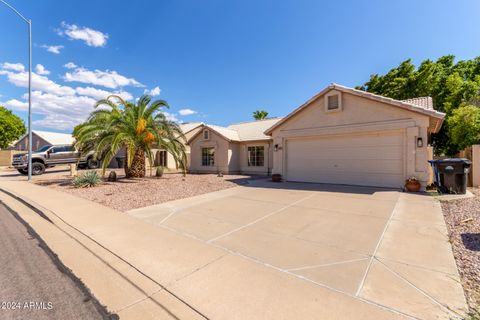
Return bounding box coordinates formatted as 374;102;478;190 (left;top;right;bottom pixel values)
429;158;472;164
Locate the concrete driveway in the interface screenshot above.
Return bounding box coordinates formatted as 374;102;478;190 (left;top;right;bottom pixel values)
128;180;467;319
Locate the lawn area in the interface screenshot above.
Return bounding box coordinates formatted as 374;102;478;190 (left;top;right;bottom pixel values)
35;168;256;212
441;189;480;314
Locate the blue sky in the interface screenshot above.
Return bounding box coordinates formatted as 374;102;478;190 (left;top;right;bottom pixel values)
1;0;479;132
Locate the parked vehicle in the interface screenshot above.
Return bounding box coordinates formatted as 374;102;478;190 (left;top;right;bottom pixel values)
12;144;99;175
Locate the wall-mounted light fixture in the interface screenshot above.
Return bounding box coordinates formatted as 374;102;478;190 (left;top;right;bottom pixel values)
416;137;423;148
274;144;279;152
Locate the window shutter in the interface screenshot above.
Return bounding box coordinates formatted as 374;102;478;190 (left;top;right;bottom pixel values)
327;95;339;110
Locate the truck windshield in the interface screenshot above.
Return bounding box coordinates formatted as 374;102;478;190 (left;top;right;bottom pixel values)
35;145;52;152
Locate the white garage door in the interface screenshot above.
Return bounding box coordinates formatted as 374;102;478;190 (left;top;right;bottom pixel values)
286;131;404;188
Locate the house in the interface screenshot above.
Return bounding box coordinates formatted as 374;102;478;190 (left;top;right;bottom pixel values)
9;130;75;151
264;84;445;188
187;118;282;175
186;84;445;189
152;122;204;170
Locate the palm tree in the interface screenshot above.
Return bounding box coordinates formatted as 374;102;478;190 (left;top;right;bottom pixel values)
253;110;269;120
73;95;187;178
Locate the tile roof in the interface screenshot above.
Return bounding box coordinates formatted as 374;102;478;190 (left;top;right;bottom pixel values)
179;122;203;134
206;124;240;141
264;83;446;135
401;97;434;110
227;118;282;141
186;118;283;143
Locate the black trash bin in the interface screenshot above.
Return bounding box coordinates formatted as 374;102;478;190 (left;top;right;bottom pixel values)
429;158;471;194
115;156;126;168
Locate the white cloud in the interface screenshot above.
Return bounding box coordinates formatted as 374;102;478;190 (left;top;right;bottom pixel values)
0;61;143;130
41;45;63;54
178;108;197;116
64;62;77;69
144;86;161;97
162;112;178;122
63;66;143;89
0;68;75;96
1;62;24;72
35;64;50;75
75;86;132;101
59;22;108;47
3;91;97;129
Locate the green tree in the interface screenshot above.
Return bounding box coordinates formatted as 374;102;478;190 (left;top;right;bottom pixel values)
357;55;480;155
73;95;187;178
447;105;480;150
0;106;26;149
253;110;269;120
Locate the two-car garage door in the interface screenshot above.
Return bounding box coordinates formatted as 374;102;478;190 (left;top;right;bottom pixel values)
285;131;404;188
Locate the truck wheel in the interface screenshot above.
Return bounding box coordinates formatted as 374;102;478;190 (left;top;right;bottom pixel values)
17;169;28;175
31;162;46;175
87;158;99;169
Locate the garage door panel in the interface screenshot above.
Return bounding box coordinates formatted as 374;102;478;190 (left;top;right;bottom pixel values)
299;146;402;161
286;132;404;188
304;159;403;174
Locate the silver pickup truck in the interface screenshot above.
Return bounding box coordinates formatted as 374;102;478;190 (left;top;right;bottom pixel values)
12;144;99;175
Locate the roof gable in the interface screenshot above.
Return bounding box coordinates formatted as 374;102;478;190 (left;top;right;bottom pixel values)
187;124;240;144
264;84;445;135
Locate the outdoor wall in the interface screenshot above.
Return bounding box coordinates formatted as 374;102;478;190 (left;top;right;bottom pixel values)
188;130;233;173
10;133;49;151
470;145;480;187
0;150;22;166
270;91;433;187
238;140;273;175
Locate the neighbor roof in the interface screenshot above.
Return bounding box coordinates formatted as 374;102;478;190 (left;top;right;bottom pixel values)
18;130;75;145
264;83;446;135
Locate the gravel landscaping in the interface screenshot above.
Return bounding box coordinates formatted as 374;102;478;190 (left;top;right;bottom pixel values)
34;168;256;212
441;189;480;312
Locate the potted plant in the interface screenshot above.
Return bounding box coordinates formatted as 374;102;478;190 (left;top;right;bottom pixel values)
405;176;421;192
272;174;282;182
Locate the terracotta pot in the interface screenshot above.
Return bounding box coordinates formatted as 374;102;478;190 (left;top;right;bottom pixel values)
405;180;421;192
272;174;282;182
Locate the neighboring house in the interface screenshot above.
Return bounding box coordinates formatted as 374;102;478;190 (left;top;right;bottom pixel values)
187;118;282;175
264;83;445;188
9;130;75;151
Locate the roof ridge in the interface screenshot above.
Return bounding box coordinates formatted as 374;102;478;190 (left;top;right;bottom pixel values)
228;117;283;126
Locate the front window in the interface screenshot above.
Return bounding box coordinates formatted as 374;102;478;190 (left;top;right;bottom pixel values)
156;150;168;167
202;147;215;166
247;146;264;166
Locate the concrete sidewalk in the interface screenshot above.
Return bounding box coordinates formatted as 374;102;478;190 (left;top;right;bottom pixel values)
0;180;466;319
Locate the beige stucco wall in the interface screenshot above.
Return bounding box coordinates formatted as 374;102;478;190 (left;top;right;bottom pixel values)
188;130;234;173
270;90;432;187
238;140;273;175
0;150;22;166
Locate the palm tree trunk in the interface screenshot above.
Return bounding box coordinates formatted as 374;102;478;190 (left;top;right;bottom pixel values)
125;148;146;178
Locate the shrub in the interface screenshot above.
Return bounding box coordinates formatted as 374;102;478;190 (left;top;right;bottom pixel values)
72;171;102;188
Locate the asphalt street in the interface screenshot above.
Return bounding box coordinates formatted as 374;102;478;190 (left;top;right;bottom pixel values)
0;201;112;320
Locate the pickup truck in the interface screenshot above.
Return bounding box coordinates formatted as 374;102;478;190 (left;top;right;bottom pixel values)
12;144;99;175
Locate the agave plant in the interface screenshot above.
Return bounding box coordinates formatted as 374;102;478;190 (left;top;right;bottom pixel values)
73;95;187;178
72;171;102;188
